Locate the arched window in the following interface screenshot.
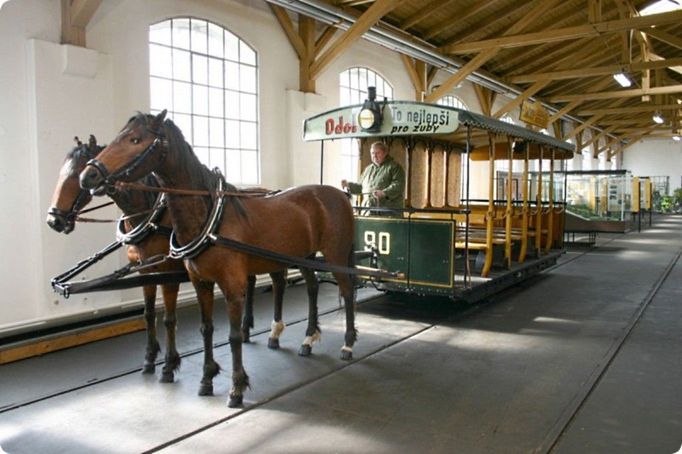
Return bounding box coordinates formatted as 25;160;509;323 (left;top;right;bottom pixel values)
438;95;468;110
338;67;393;179
500;114;515;125
149;18;259;185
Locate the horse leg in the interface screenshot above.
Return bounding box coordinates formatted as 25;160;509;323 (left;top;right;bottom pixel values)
298;267;321;357
219;281;250;408
159;282;181;383
241;275;256;343
193;278;221;396
267;271;287;349
141;285;161;374
336;271;356;360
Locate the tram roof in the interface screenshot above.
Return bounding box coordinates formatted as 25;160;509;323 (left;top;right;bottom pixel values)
303;101;575;158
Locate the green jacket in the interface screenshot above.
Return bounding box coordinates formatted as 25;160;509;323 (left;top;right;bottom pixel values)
347;155;405;209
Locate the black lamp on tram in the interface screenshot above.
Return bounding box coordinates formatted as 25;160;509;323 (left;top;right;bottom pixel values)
358;86;384;133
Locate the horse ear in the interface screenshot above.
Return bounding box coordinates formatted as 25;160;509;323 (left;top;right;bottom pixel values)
74;136;83;146
152;109;167;129
88;134;97;148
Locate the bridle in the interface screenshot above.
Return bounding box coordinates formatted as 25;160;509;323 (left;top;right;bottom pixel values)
48;142;100;226
47;188;92;227
86;123;167;189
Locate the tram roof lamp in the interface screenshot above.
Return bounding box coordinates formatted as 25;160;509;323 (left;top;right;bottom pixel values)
652;111;665;124
613;72;632;88
358;86;384;132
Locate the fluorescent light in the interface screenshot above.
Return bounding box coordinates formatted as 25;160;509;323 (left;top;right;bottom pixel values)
652;111;665;124
673;135;681;141
613;72;632;88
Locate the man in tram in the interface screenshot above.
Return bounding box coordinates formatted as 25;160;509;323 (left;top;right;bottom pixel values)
341;141;405;213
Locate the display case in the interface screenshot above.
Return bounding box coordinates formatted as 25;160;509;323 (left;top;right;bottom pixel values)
562;170;632;233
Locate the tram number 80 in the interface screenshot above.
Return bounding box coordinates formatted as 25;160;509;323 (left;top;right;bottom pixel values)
363;230;391;255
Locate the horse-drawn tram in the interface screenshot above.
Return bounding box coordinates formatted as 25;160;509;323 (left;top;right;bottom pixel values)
304;98;574;302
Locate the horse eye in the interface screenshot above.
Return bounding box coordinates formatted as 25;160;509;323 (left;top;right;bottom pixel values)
132;138;141;145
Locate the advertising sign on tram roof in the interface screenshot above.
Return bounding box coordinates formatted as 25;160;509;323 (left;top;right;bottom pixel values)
303;102;460;141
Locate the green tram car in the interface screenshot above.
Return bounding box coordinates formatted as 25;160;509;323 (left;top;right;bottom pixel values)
303;99;574;302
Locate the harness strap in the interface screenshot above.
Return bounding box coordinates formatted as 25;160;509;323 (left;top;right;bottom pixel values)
169;176;227;260
207;233;400;279
51;240;124;293
116;193;168;245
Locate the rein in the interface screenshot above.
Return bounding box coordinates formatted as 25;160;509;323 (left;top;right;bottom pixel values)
115;181;274;198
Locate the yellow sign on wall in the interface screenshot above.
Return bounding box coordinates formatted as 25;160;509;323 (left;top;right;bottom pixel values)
520;101;549;129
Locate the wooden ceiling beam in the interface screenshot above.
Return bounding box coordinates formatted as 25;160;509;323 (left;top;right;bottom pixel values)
509;57;682;83
400;0;451;31
578;103;682;116
423;0;500;42
441;10;682;54
492;6;591;73
269;5;306;59
563;114;606;140
645;28;682;51
426;48;498;103
492;78;550;119
69;0;103;29
503;38;592;76
401;55;428;100
61;0;102;47
310;0;400;79
550;85;682;103
314;25;338;56
437;1;534;48
473;83;497;116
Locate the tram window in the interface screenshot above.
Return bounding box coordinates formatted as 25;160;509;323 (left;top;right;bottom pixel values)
339;67;393;180
149;18;260;185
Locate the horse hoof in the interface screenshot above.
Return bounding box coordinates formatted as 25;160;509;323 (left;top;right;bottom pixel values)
228;394;243;408
198;384;213;396
141;363;155;374
340;350;353;361
298;344;312;357
267;337;280;349
159;372;174;383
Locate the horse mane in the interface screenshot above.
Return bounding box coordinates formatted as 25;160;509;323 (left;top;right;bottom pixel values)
133;112;246;218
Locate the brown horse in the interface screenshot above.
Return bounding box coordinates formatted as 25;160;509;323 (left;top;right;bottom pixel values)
79;111;357;407
47;135;296;384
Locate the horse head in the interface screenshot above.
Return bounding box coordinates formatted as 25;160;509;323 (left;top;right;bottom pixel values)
79;110;167;194
46;135;104;234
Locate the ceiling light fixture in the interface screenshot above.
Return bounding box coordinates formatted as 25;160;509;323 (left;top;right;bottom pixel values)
653;111;665;124
613;72;632;88
673;135;681;141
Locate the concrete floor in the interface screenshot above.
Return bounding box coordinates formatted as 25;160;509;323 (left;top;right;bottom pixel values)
1;216;682;453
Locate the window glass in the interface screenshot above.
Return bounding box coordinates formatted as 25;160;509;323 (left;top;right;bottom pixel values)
338;67;393;180
149;18;259;184
437;95;468;110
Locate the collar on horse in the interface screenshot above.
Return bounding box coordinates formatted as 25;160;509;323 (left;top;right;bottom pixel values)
169;172;227;260
116;192;170;245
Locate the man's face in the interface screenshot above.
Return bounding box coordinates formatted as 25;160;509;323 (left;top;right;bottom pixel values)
371;146;388;166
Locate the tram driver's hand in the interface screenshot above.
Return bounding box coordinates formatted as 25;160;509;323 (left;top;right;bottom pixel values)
374;189;385;199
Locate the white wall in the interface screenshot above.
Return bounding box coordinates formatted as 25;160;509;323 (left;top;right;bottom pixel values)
622;138;682;190
4;0;640;332
0;0;422;332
